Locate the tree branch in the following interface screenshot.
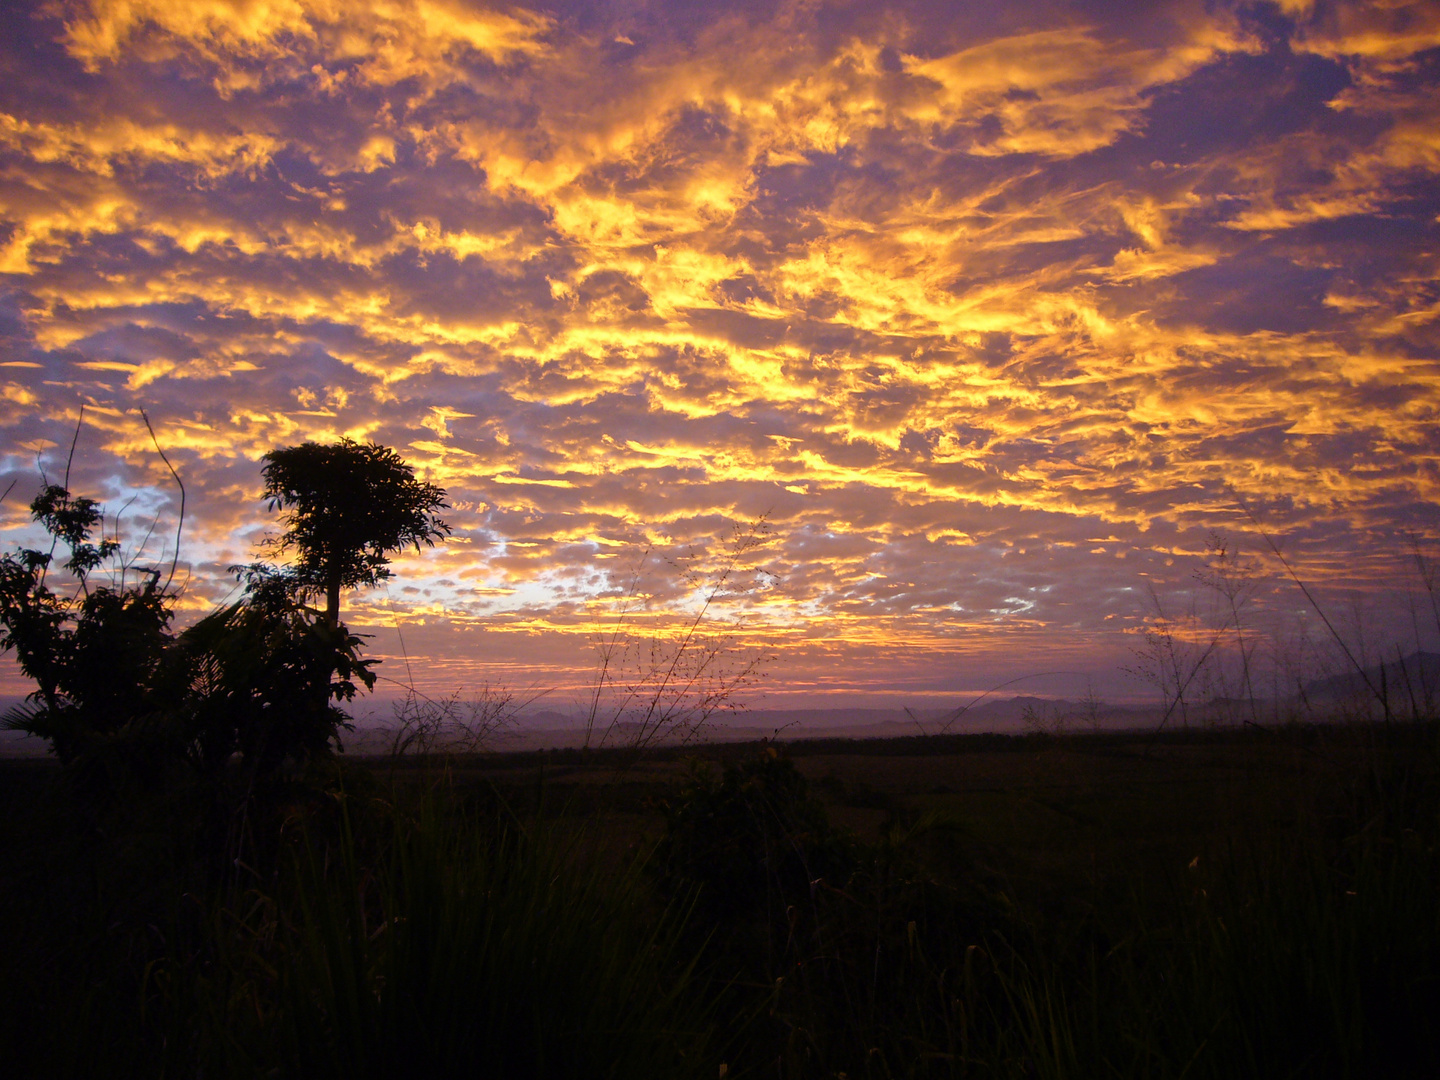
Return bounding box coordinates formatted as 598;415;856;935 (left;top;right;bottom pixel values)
140;409;185;592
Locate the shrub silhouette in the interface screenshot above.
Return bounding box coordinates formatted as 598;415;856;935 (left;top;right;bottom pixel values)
156;581;375;780
0;484;173;766
655;745;853;930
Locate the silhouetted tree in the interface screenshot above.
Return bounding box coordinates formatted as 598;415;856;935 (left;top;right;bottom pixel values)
260;439;449;627
0;483;373;783
0;439;445;786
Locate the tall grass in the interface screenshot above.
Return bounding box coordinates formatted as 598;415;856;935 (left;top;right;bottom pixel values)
271;788;717;1080
998;721;1439;1080
672;725;1440;1079
992;822;1440;1079
0;768;720;1079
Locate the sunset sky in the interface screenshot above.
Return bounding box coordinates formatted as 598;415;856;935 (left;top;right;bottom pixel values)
2;0;1438;716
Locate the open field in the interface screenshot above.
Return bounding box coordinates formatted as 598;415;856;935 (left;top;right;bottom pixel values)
398;724;1391;848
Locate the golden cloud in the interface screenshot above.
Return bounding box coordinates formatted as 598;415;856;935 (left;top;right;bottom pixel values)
0;0;1436;702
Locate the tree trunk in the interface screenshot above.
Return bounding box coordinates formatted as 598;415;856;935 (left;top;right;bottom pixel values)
314;571;344;725
326;573;341;629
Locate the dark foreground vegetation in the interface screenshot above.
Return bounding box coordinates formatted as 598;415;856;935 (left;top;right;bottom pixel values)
1;721;1437;1079
2;438;1436;1076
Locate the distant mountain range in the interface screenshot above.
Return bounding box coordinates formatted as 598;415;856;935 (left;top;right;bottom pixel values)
1303;651;1440;702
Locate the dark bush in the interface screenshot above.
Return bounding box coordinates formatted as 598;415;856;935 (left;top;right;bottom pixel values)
655;744;855;932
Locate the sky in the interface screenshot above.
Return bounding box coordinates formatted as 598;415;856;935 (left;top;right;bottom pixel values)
1;0;1438;718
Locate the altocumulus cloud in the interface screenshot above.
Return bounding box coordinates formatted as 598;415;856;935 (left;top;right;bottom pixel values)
1;0;1437;705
